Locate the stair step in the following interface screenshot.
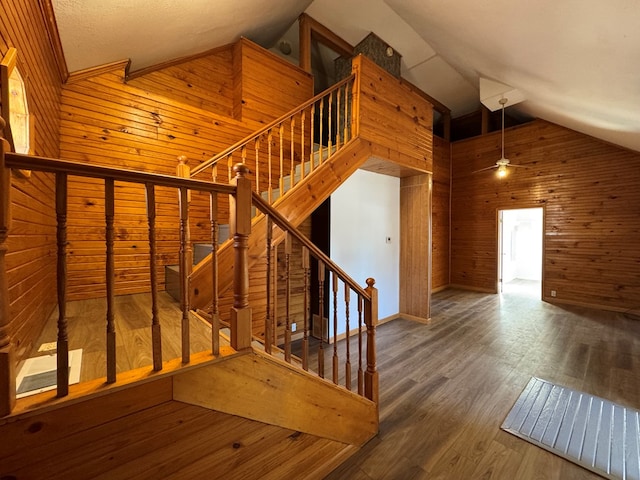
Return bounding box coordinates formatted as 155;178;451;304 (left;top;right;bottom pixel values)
1;398;354;479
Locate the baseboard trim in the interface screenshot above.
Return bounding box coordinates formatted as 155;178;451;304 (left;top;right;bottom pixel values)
543;296;640;316
448;284;496;294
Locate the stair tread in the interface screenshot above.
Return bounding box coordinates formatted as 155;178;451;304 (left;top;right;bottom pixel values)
2;400;353;480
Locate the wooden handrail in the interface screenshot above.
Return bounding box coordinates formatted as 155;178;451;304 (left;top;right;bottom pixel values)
5;153;235;194
1;151;248;416
251;191;369;300
190;74;357;177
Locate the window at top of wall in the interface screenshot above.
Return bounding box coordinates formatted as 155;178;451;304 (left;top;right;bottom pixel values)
8;66;29;154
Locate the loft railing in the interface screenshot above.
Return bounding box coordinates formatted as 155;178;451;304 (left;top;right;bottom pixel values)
0;126;253;416
190;73;359;205
251;191;378;402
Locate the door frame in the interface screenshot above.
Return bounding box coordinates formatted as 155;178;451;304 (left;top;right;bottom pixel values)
496;206;545;298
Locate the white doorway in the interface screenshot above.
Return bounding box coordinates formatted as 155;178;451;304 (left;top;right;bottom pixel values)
498;208;543;297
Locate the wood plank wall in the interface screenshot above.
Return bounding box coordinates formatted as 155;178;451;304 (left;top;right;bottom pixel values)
235;38;314;126
355;55;433;174
432;136;450;290
400;175;431;319
1;0;61;362
127;47;235;118
451;119;640;313
59;39;313;300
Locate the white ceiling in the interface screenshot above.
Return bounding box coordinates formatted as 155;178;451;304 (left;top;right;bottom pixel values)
52;0;640;152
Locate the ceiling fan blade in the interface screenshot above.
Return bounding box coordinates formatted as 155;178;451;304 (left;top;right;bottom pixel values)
507;164;526;168
472;165;498;173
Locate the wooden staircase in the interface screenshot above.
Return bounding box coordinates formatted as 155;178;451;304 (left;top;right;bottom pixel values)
0;377;357;480
0;53;435;478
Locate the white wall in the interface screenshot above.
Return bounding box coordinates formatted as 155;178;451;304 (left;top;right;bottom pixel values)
329;169;399;336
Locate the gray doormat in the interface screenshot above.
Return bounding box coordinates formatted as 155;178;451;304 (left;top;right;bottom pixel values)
502;377;640;480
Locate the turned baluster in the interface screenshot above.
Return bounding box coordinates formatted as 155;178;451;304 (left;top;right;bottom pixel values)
343;82;349;143
332;272;339;384
267;129;273;203
318;99;324;164
300;111;306;181
254;137;260;195
56;173;69;396
210;192;220;356
230;164;252;350
284;232;292;362
227;154;233;183
271;239;278;347
0;122;15;415
176;156;192;274
105;178;116;383
212;164;218;183
328;91;333;158
302;246;310;371
357;294;364;395
345;283;351;391
336;87;341;150
309;104;315;172
278;123;284;194
146;183;162;371
351;66;360;137
364;278;378;404
179;186;190;363
290;117;295;190
264;215;273;354
317;260;325;378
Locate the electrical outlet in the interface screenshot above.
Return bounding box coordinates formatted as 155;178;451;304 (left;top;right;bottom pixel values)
291;323;296;332
550;290;557;297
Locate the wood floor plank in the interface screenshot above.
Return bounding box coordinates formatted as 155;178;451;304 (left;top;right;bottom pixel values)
326;286;639;479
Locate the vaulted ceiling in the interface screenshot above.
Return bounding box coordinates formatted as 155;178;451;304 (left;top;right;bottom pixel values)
51;0;640;152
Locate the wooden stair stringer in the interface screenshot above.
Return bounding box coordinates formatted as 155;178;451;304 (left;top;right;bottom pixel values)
173;346;378;447
189;137;372;310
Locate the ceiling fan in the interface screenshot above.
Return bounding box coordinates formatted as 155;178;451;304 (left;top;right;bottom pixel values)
474;97;524;178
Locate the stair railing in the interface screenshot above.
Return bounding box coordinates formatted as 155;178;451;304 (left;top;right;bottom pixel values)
190;73;359;207
0;119;253;416
252;191;379;404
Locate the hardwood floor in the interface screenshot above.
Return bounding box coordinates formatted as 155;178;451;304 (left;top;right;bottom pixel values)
325;288;640;479
27;292;213;383
18;287;640;478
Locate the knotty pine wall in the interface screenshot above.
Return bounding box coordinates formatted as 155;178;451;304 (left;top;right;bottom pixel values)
59;39;313;300
451;119;640;313
432;135;450;290
355;55;433;174
2;1;61;362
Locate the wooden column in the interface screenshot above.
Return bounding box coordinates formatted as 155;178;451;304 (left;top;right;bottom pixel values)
364;278;378;405
230;163;252;350
0;122;15;416
298;13;312;73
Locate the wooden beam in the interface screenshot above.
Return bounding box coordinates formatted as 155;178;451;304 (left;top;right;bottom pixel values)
37;0;69;82
298;13;354;73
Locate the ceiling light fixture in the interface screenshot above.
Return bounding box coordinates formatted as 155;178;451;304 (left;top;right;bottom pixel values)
472;96;524;178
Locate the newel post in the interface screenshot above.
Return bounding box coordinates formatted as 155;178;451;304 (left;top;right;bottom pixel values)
0;117;15;416
364;277;378;405
230;163;252;350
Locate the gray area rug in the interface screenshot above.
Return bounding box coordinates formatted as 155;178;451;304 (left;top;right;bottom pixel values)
502;377;640;480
